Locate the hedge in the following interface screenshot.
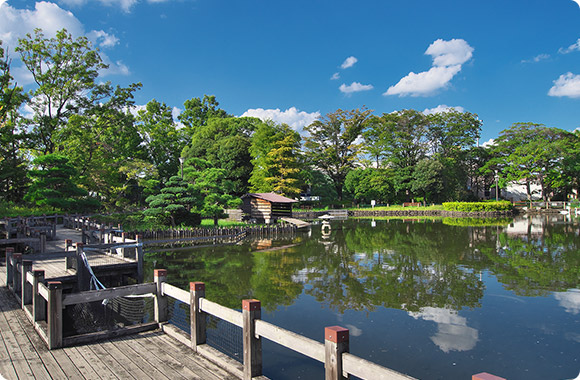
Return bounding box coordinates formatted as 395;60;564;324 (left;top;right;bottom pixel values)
442;201;513;212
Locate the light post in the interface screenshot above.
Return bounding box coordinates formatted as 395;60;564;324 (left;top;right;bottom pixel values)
179;157;185;179
494;170;499;201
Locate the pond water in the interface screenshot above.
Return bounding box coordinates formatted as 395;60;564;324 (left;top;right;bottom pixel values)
145;215;580;380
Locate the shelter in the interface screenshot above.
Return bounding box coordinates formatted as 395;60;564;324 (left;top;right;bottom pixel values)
241;192;297;224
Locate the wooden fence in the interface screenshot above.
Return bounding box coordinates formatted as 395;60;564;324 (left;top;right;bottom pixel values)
3;260;415;380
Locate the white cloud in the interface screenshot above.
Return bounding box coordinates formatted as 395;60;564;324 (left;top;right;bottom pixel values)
87;30;119;48
559;38;580;54
385;65;462;97
101;60;130;76
339;81;374;94
341;56;358;69
410;307;478;353
385;38;473;97
241;107;320;132
58;0;138;12
481;138;496;148
423;105;465;115
572;0;580;8
521;53;550;63
548;72;580;98
330;72;340;80
554;289;580;315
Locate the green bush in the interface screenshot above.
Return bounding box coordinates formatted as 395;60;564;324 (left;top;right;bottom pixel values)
442;201;513;212
442;217;513;227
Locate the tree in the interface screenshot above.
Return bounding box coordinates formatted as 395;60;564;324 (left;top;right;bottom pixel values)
178;95;230;138
136;99;188;182
16;28;108;155
24;154;98;211
0;42;29;203
144;175;199;227
411;158;446;204
426;109;481;158
304;108;372;201
345;168;395;204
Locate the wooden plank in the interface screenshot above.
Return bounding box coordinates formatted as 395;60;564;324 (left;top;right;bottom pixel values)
162;282;190;305
100;338;154;380
63;322;159;347
62;282;156;306
88;343;135;379
254;319;325;362
108;334;171;380
342;352;416;380
37;282;49;300
199;298;242;328
70;344;119;379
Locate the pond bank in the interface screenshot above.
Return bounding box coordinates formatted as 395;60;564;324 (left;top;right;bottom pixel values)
293;209;515;219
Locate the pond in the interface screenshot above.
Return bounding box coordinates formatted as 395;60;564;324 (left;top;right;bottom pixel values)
144;215;580;380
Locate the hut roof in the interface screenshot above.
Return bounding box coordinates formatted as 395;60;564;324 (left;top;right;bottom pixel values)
242;192;298;204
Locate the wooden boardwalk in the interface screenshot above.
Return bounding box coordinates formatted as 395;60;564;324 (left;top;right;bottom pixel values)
0;266;238;380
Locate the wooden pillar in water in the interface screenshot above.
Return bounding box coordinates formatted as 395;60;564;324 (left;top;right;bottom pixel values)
5;247;14;287
324;326;349;380
33;270;46;322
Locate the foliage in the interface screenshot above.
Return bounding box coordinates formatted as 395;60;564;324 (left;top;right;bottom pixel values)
442;217;513;227
304;107;372;200
144;175;200;227
24;154;99;212
344;168;395;204
442;201;513;212
411;158;446;204
178;95;230;138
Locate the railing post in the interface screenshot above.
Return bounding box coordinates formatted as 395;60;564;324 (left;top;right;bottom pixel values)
21;260;33;308
75;243;89;291
81;225;87;244
190;282;206;352
12;253;22;295
39;232;46;254
472;373;506;380
33;270;46;322
47;281;63;349
121;232;127;258
136;235;144;282
325;326;349;380
65;239;72;252
242;299;262;380
154;269;168;324
5;247;14;286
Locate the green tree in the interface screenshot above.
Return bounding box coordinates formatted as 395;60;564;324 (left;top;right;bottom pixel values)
427;109;481;158
16;28;108;155
178;95;230;138
144;175;199;227
345;168;395;204
0;42;29;203
24;154;97;211
136;99;188;182
304;108;372;201
411;158;446;204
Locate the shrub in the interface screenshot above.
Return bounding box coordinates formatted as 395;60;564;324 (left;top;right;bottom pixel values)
442;201;513;212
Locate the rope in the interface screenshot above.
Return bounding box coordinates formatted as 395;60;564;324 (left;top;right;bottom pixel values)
80;250;107;291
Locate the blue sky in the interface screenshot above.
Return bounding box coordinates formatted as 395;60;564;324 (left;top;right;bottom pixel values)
1;0;579;142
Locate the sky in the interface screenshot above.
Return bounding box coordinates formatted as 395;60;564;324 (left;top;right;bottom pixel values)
1;0;579;143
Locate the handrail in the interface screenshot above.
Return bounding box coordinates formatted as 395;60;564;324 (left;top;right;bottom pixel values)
37;282;49;301
162;282;189;304
200;298;243;328
343;353;416;380
255;319;324;362
62;282;156;306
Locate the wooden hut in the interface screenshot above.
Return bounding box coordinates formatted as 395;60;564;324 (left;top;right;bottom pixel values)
241;193;297;224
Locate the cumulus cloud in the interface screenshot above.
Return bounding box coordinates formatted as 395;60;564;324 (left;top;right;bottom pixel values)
87;30;119;48
0;1;127;82
559;38;580;54
572;0;580;8
385;38;473;97
339;81;374;94
410;307;478;353
330;72;340;80
481;138;496;148
241;107;321;132
58;0;138;12
423;105;465;115
341;56;358;69
548;72;580;98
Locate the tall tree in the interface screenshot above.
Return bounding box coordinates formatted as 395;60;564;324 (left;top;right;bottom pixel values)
178;95;230;138
16;28;108;155
144;175;199;227
304;108;372;201
426;109;481;158
0;42;29;202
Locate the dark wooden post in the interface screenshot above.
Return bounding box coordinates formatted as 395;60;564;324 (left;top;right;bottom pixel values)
325;326;349;380
136;235;144;282
81;225;87;244
39;232;46;254
21;260;33;308
190;282;206;352
65;239;72;251
47;281;63;349
12;253;22;295
33;270;46;322
242;299;262;380
5;247;14;286
154;269;168;324
121;232;127;258
75;243;89;291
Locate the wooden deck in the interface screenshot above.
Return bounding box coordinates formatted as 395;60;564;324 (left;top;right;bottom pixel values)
280;217;311;228
0;266;238;380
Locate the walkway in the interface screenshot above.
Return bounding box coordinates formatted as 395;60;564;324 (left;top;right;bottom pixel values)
0;266;238;380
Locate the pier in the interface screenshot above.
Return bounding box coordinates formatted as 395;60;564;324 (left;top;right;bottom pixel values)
1;216;418;380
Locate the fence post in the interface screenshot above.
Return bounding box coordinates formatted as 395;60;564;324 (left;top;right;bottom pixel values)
324;326;349;380
121;232;127;258
190;282;206;352
5;247;14;287
21;260;33;308
136;235;144;283
154;269;168;324
242;299;262;380
47;281;63;349
75;243;89;291
33;270;46;322
39;232;46;254
12;253;22;295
